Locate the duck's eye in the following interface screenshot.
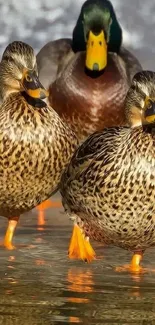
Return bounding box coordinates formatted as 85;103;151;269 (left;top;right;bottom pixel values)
144;97;153;110
25;74;32;82
147;100;152;109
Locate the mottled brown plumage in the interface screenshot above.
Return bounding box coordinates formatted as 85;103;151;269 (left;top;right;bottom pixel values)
60;70;155;271
37;0;142;141
0;41;78;249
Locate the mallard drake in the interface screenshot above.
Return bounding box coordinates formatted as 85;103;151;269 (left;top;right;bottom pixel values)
0;41;78;250
37;0;142;141
60;70;155;272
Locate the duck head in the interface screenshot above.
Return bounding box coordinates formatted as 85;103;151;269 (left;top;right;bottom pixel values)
125;71;155;127
0;41;49;101
72;0;122;72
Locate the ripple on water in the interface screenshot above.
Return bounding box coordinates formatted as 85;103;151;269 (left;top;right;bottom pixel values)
0;205;155;324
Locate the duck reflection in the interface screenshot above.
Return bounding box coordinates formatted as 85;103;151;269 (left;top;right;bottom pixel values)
67;268;94;323
67;268;94;295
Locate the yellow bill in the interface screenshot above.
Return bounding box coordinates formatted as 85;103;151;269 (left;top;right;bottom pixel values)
145;114;155;123
85;30;107;71
25;88;49;99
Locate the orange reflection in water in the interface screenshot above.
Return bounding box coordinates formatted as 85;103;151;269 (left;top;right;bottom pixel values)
5;290;13;295
8;255;15;262
6;255;18;290
69;317;81;323
7;255;16;269
129;287;141;298
67;268;94;294
34;237;44;244
35;258;46;266
129;268;145;297
67;268;94;323
130;271;144;283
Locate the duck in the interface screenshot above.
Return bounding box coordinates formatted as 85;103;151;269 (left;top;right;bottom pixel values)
60;70;155;272
0;41;78;250
37;0;142;142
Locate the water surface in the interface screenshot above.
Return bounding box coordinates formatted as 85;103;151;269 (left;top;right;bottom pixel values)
0;194;155;324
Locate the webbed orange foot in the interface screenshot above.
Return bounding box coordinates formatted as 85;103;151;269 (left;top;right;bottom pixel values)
68;224;96;262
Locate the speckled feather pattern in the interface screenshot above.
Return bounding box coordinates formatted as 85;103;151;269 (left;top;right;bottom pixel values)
61;126;155;252
0;92;78;218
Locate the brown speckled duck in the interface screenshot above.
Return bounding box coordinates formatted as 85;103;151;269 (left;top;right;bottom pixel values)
0;41;78;250
37;0;142;141
60;70;155;272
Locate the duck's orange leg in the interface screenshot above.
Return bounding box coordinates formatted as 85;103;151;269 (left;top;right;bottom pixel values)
36;199;62;226
130;252;143;272
68;224;96;262
116;251;143;273
3;217;19;250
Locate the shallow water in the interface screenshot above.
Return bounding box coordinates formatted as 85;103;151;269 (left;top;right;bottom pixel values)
0;0;155;70
0;194;155;325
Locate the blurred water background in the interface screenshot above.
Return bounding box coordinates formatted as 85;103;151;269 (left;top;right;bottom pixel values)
0;0;155;70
